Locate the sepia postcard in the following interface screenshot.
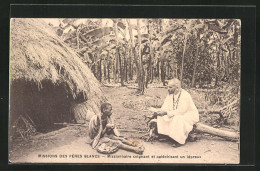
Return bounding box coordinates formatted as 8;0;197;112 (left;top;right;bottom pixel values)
9;18;240;164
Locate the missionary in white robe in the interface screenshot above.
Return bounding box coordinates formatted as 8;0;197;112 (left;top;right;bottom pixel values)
157;88;199;144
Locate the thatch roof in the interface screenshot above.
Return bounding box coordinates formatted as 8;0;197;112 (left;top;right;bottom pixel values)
10;18;105;102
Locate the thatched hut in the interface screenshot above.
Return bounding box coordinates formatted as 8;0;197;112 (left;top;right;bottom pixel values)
10;18;106;132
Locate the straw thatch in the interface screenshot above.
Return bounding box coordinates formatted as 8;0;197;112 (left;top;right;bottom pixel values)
10;19;106;131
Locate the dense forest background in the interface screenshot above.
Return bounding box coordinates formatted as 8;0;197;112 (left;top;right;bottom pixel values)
51;19;240;91
47;18;240;125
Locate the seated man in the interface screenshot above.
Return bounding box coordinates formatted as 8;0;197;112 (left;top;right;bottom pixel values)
151;79;199;146
89;102;144;154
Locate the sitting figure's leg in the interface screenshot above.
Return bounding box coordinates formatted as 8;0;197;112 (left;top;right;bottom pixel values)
158;134;170;142
171;139;182;148
149;119;182;147
187;126;198;142
112;139;145;154
97;137;144;154
147;119;158;142
109;135;139;147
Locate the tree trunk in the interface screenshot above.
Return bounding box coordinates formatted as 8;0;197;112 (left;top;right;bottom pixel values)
156;61;159;79
191;33;200;87
113;58;117;83
215;45;221;87
145;57;152;88
228;47;233;84
128;48;133;80
151;66;154;83
91;63;96;78
98;19;104;83
208;53;213;85
94;64;97;79
107;61;110;83
161;59;166;86
180;32;188;84
76;26;80;50
150;63;153;83
195;123;239;141
99;59;102;82
121;20;129;83
167;61;170;79
226;46;231;83
113;20;124;86
93;54;98;79
127;19;139;84
137;19;145;94
103;60;107;82
117;48;124;85
145;20;152;88
116;54;119;83
124;56;128;82
175;66;178;79
158;61;161;81
130;60;133;80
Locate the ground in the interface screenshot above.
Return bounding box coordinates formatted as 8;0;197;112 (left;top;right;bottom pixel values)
9;85;239;164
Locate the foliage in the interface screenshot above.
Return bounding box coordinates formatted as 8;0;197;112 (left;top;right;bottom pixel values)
54;19;241;90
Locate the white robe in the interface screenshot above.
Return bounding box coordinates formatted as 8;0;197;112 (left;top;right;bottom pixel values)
157;89;199;144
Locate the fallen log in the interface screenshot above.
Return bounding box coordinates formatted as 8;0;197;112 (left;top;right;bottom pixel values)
144;113;239;141
198;99;239;121
198;109;224;118
194;123;239;141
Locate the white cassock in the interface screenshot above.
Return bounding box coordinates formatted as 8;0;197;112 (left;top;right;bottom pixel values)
157;89;199;144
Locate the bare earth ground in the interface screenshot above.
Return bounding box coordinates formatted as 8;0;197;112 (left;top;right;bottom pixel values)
9;86;239;164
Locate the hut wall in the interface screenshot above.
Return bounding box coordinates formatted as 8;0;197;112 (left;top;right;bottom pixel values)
70;100;100;123
10;79;75;132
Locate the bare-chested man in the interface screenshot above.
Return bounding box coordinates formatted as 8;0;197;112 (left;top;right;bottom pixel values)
89;102;144;154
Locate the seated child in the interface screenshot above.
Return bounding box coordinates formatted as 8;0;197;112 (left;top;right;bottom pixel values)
89;102;144;154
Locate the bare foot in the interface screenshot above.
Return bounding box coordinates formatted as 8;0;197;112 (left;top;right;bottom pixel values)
158;138;168;142
135;145;145;155
172;143;182;148
187;134;198;142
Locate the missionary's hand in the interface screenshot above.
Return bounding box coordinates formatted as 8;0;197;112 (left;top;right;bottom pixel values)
106;123;115;129
155;111;167;116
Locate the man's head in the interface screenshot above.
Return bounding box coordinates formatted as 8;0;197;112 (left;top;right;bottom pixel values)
167;79;181;95
101;102;112;117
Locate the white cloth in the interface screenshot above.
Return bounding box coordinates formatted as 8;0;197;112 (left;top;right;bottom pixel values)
157;89;199;144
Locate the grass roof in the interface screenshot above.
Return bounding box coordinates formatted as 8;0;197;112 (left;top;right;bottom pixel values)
10;18;105;102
